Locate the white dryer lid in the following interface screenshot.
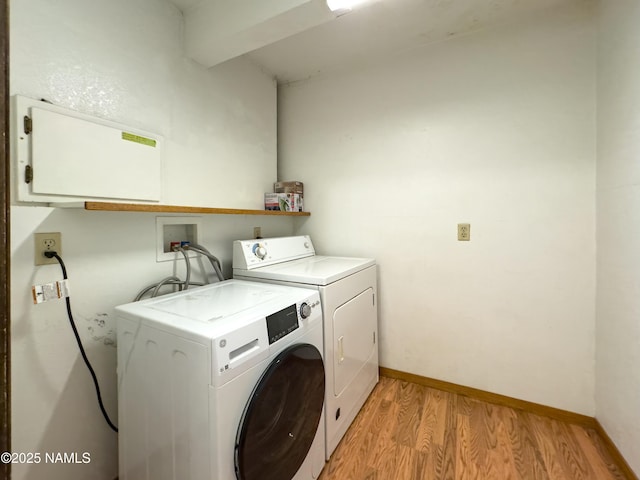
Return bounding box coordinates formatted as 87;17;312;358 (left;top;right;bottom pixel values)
234;255;375;286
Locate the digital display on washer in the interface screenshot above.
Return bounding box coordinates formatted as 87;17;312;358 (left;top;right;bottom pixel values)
266;304;299;344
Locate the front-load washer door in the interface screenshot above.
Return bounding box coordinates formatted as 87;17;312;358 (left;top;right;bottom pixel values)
235;343;325;480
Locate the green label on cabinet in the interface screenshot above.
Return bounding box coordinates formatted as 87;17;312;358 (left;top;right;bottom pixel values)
121;132;156;147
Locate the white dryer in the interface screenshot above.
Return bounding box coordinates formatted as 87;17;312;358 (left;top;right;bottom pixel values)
233;236;378;459
116;280;325;480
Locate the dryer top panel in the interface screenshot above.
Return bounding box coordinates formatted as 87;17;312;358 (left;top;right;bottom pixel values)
234;256;375;286
233;235;315;270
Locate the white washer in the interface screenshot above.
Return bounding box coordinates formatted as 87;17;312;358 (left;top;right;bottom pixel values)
116;280;325;480
232;236;378;459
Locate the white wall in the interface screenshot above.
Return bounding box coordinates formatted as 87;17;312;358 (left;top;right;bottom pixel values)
596;0;640;475
11;0;276;209
279;4;596;414
10;1;293;479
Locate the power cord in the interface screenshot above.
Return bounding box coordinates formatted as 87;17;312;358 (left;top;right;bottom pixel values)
44;251;118;433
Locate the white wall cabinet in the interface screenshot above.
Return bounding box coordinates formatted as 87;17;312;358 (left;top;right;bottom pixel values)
13;95;163;204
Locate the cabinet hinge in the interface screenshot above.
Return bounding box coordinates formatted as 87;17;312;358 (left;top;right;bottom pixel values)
373;331;376;344
24;115;32;134
25;165;33;184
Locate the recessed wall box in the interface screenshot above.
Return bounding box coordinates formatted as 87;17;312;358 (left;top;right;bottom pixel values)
13;95;163;203
156;217;202;262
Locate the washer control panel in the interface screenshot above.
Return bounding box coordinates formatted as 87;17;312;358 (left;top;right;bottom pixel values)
299;302;312;319
211;290;321;386
266;299;321;345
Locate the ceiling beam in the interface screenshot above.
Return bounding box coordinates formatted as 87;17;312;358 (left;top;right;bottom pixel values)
184;0;336;68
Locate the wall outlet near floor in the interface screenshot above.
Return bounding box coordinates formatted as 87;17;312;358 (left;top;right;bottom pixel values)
253;226;262;238
457;223;470;241
34;232;62;265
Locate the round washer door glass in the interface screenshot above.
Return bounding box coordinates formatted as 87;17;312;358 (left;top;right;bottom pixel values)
235;343;325;480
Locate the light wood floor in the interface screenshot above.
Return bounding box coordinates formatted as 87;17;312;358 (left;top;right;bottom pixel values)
318;376;629;480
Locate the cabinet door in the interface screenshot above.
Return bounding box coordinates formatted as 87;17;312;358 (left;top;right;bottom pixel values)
15;95;162;203
31;108;161;201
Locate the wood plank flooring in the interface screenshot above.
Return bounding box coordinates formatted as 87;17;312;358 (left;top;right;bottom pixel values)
318;376;630;480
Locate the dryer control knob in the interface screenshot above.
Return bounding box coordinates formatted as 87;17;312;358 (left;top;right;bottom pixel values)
253;244;267;259
300;303;312;319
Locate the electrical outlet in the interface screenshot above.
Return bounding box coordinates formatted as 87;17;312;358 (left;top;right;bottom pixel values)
34;232;62;265
253;226;262;239
457;223;470;241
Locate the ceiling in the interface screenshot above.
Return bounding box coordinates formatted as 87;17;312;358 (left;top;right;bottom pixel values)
170;0;587;84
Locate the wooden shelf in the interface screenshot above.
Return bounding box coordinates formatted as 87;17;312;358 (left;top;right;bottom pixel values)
81;201;311;216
